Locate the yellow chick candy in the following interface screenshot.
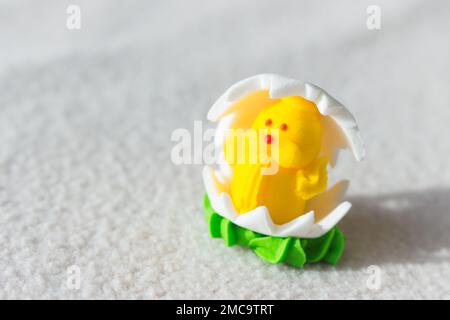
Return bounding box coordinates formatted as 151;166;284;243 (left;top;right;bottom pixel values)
224;95;328;225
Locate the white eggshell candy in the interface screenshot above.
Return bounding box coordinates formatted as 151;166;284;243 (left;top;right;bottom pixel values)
203;74;365;239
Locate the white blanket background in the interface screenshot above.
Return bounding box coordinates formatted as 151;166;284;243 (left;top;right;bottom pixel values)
0;0;449;299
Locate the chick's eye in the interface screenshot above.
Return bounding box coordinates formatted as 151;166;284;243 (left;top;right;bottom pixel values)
265;119;272;126
280;123;288;131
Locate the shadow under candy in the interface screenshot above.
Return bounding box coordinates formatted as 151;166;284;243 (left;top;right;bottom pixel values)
337;188;450;269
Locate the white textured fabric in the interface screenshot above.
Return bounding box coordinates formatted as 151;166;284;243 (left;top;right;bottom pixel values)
1;0;449;299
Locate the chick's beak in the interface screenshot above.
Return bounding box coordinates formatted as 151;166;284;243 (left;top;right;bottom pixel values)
265;134;273;144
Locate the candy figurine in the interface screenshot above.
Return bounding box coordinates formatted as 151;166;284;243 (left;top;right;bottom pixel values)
203;74;365;267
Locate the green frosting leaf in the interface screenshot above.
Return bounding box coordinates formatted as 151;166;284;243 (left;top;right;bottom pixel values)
234;226;260;247
285;239;307;268
220;218;236;246
302;228;335;263
203;193;345;267
324;228;345;265
249;237;292;264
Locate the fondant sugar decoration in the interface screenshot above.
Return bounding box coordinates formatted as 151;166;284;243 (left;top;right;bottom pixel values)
203;74;365;267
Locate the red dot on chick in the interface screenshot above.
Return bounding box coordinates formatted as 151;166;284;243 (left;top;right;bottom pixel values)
265;134;273;144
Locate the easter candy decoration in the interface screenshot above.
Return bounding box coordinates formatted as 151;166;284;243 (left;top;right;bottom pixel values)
203;74;365;267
